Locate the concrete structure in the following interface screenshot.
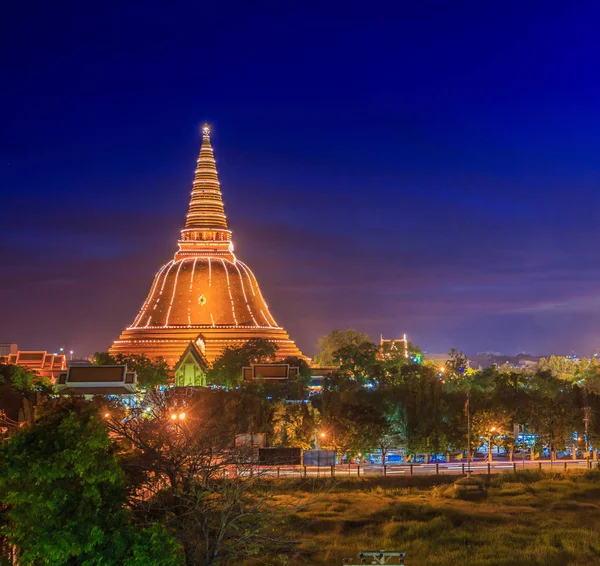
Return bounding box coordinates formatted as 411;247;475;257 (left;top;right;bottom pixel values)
0;344;18;359
110;125;303;365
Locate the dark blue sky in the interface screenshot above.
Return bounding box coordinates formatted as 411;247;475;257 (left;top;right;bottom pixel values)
3;1;600;357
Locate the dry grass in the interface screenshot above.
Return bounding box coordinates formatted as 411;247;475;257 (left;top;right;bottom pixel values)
244;470;600;565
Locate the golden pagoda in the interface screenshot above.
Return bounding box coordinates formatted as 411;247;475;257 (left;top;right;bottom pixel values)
110;125;304;365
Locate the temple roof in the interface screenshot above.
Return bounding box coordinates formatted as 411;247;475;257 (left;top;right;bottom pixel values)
174;341;209;373
57;365;137;395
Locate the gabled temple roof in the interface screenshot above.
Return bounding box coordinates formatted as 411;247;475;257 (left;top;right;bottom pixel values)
57;365;137;395
174;341;209;374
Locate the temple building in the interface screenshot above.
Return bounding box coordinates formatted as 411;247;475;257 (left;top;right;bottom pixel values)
173;341;209;386
110;125;304;366
5;350;66;382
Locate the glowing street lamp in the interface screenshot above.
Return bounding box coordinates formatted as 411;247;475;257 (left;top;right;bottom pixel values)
170;414;178;421
178;413;186;420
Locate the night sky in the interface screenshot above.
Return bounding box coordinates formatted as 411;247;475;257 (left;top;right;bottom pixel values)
3;1;600;358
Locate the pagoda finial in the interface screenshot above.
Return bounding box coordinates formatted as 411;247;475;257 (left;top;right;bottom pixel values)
176;122;232;260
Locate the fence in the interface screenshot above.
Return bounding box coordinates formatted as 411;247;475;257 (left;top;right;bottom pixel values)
242;458;598;479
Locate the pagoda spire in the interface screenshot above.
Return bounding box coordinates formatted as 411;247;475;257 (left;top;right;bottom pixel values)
176;124;234;260
185;124;229;231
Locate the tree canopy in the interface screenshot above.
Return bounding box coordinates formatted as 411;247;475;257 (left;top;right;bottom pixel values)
93;352;170;388
208;338;279;386
0;399;182;565
313;328;373;366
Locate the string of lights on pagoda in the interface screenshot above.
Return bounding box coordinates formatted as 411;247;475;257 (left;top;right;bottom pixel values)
110;124;303;365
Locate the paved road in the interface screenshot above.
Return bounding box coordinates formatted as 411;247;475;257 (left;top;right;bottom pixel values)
251;459;595;478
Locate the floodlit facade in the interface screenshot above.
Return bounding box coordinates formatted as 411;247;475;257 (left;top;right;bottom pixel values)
110;126;303;365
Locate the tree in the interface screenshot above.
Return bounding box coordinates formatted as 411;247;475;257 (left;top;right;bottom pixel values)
333;341;379;385
271;401;319;449
444;348;470;380
93;352;170;388
536;356;578;382
374;390;407;464
208;339;278;387
0;364;52;430
313;329;373;366
527;371;579;458
0;398;182;565
107;390;303;565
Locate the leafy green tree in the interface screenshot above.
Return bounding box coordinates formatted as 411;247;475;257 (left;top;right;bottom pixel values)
271;401;319;449
396;363;447;457
333;340;379;384
0;365;52;428
378;341;422;386
0;364;53;393
536;355;578;381
208;338;278;387
93;352;170;388
313;328;373;366
444;348;470;380
0;399;182;565
527;372;580;458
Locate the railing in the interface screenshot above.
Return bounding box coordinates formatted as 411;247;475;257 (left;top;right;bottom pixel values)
240;458;598;479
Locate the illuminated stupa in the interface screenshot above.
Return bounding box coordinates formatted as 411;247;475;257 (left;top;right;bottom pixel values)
110;125;304;365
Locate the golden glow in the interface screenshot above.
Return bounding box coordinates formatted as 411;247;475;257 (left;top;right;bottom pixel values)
110;130;305;364
171;414;178;421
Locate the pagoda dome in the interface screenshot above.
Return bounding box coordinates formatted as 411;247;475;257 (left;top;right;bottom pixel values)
131;257;277;329
110;124;304;365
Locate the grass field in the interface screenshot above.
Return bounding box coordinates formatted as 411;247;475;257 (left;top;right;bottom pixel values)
257;470;600;565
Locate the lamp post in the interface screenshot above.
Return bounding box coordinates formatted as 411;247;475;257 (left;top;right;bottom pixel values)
488;427;496;463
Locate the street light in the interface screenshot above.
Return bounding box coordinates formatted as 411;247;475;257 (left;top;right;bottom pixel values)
178;413;186;420
489;427;497;463
316;431;326;449
170;414;178;421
